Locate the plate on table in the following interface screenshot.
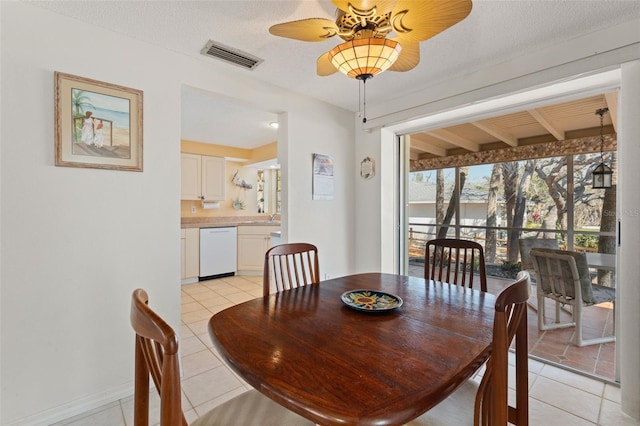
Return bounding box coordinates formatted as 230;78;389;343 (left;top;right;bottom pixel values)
340;289;403;312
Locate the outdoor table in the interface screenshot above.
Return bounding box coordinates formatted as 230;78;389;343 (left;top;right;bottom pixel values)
586;252;616;272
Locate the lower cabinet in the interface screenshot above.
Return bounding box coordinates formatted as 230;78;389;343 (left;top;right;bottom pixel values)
182;224;279;280
237;225;280;275
181;228;199;282
181;229;186;279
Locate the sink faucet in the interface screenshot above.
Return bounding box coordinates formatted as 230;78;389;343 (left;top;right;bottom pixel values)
269;213;278;222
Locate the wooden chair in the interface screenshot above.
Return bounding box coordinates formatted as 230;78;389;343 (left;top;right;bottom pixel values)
130;289;313;426
409;271;531;425
425;238;488;292
530;248;616;347
263;242;320;296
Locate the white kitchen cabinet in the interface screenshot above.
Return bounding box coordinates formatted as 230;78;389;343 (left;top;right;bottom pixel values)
181;227;200;282
201;155;225;201
181;154;201;200
180;153;226;201
237;225;280;275
180;229;187;279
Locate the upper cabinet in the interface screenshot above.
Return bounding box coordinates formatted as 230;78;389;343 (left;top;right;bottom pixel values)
181;153;201;200
181;153;226;201
201;155;225;200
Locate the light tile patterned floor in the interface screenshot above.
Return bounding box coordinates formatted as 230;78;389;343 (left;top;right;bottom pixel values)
55;274;638;425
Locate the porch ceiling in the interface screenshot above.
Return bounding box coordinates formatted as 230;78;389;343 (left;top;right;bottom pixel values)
409;92;618;161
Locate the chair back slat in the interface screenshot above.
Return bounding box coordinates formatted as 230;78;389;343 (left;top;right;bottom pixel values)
425;238;488;291
138;337;163;393
131;289;187;426
264;243;320;296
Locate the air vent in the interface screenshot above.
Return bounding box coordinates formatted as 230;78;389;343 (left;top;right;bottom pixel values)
200;40;263;70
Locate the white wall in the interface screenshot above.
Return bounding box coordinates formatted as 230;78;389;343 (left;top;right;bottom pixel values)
619;59;640;419
0;2;354;424
0;3;4;424
283;110;355;279
354;124;383;272
0;3;182;424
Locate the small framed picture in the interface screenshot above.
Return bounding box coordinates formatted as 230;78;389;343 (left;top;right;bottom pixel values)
312;153;334;200
55;72;143;171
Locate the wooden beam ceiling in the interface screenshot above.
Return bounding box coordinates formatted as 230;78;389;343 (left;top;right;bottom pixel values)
527;108;564;141
425;128;480;152
470;120;518;146
408;92;618;161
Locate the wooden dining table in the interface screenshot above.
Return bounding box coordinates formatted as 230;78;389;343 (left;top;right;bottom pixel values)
208;272;497;425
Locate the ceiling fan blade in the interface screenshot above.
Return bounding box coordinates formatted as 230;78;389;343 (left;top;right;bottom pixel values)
317;51;339;76
332;0;398;16
388;40;419;72
391;0;472;43
269;18;339;42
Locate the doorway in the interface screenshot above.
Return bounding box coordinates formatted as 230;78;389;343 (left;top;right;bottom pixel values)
396;89;619;383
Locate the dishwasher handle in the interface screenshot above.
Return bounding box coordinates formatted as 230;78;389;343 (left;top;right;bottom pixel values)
201;227;235;233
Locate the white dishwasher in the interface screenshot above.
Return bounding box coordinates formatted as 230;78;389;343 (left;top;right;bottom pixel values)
199;227;237;280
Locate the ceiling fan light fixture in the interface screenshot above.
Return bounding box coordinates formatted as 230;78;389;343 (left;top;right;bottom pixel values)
328;38;401;79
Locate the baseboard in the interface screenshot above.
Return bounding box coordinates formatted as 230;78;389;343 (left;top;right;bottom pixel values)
236;270;262;276
5;382;133;426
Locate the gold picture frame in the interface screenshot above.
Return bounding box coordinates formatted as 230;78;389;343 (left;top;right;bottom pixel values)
55;72;143;171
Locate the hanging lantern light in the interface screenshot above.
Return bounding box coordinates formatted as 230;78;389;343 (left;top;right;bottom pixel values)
592;108;613;189
592;162;613;189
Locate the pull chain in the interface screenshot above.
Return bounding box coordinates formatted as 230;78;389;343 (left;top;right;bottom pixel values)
356;74;372;125
596;107;609;161
358;80;362;122
362;78;367;124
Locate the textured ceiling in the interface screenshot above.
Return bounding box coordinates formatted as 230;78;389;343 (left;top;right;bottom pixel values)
181;86;278;148
29;0;640;149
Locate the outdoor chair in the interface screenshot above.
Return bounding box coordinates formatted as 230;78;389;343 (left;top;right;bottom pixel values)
530;248;616;347
518;237;559;280
425;238;487;291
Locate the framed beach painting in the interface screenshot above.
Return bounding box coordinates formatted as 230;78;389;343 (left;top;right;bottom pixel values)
55;72;143;171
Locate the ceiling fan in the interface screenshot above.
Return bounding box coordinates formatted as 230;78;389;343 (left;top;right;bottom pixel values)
269;0;473;80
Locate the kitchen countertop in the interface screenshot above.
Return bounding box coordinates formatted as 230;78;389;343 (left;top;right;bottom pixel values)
181;216;280;229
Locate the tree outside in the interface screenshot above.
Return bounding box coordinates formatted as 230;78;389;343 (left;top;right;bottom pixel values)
408;151;616;281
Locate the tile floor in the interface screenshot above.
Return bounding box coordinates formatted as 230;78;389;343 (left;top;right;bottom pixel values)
56;274;638;425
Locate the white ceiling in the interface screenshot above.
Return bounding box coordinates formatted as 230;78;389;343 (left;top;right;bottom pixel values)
181;85;278;148
30;0;640;149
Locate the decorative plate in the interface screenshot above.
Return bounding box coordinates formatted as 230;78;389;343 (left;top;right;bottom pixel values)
340;289;403;312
